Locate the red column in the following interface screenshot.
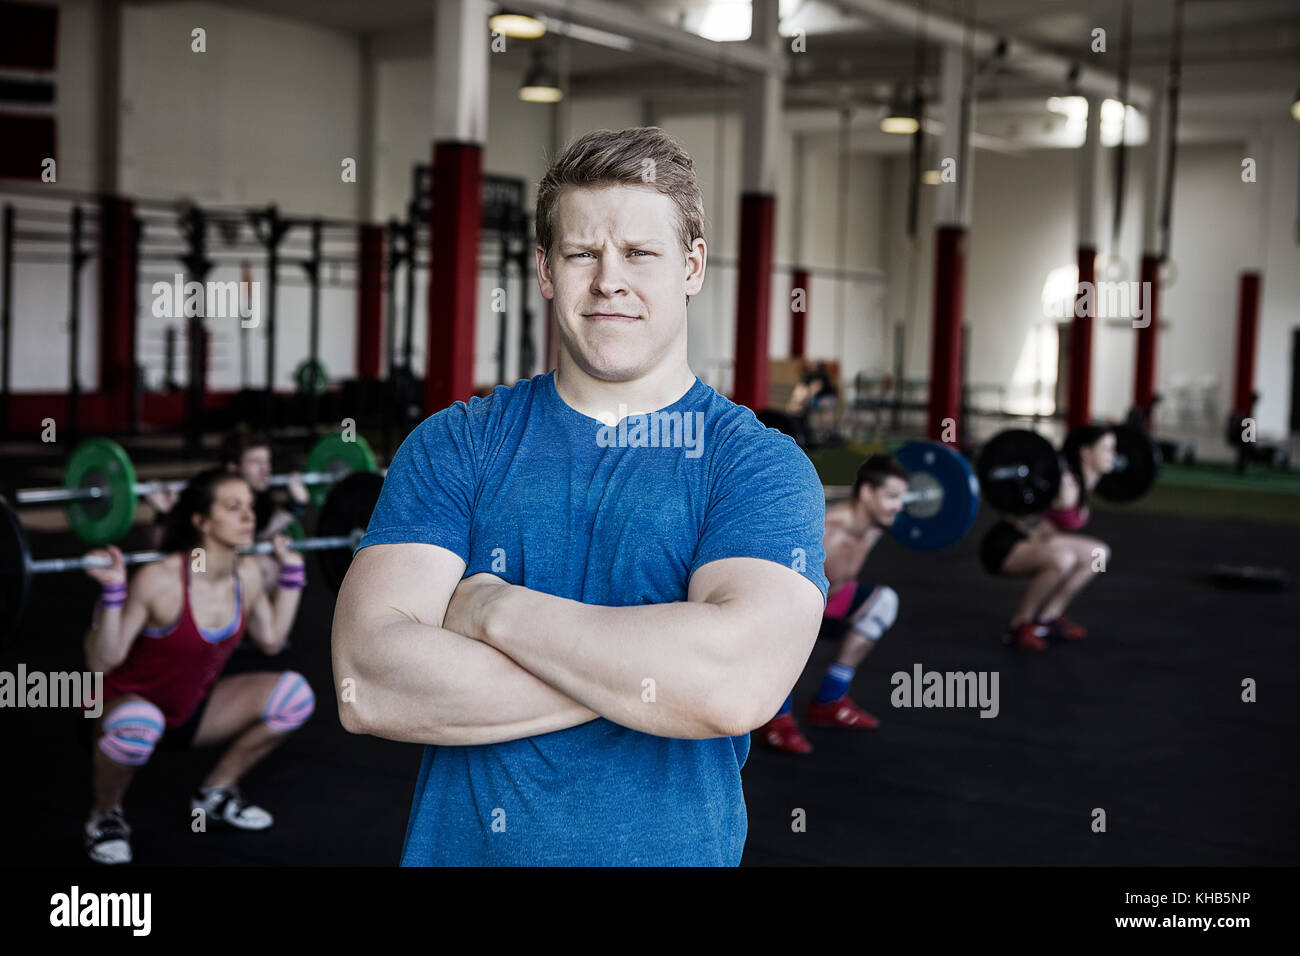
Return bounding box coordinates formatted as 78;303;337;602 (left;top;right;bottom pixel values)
98;196;136;430
1132;253;1161;424
789;267;809;359
356;224;384;379
1067;246;1097;430
1232;272;1262;413
928;225;966;444
426;142;482;412
733;193;775;409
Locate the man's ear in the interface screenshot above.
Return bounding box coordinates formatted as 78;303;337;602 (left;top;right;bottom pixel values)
535;245;554;300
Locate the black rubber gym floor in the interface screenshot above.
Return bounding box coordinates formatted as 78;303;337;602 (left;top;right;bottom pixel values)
1;505;1296;866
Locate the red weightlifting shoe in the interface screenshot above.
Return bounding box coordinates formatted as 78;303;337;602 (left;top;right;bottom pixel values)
755;714;813;754
1003;621;1048;651
1040;616;1086;640
805;695;880;729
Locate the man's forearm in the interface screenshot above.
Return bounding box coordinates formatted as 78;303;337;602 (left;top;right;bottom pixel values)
481;588;740;739
333;614;599;746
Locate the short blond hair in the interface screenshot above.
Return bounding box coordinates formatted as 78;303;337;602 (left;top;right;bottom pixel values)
535;127;706;266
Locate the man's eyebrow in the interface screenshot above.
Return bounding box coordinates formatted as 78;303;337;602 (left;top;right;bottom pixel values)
559;238;665;248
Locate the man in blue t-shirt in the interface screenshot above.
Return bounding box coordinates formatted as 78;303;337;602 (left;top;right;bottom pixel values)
332;127;829;866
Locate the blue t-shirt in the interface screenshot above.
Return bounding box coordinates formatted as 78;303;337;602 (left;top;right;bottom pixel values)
358;370;829;866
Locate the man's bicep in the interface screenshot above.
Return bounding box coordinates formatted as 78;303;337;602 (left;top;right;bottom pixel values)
337;542;468;629
688;557;825;650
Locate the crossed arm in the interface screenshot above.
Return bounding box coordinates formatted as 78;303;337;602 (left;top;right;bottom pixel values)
330;543;824;747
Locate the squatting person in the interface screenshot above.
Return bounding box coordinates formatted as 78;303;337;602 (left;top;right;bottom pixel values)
978;424;1116;650
81;468;315;865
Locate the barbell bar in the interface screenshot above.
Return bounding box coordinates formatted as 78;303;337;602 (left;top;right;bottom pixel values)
16;471;343;506
26;531;364;575
9;432;380;544
2;470;385;642
976;424;1159;516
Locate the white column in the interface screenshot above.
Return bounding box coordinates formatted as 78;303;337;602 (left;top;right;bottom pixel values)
740;0;782;193
434;0;491;143
1077;95;1104;249
935;44;974;228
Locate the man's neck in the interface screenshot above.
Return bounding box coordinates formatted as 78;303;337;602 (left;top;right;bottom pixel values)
848;500;882;541
554;362;698;425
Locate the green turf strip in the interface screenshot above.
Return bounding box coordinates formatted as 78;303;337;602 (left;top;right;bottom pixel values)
806;443;1300;526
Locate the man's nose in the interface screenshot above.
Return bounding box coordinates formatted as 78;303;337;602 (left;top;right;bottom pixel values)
591;257;629;295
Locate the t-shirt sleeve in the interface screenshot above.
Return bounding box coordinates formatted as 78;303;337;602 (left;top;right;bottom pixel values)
356;404;477;562
688;430;829;605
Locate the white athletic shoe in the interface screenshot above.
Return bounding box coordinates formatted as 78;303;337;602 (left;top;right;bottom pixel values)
85;810;132;865
190;786;274;830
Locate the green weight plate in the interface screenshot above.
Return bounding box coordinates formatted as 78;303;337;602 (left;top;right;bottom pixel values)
64;439;139;544
306;432;378;508
284;519;306;541
295;359;329;396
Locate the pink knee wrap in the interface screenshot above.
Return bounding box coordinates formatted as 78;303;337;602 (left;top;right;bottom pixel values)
98;700;165;766
263;671;315;732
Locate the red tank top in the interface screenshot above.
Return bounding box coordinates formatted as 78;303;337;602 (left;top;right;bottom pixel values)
1043;506;1088;531
99;559;247;727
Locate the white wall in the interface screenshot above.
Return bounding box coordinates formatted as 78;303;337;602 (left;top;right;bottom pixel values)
879;135;1299;439
120;1;362;216
2;1;104;392
5;3;1297;425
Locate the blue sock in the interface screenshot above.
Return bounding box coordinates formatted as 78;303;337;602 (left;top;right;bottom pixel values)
815;663;856;704
777;694;792;717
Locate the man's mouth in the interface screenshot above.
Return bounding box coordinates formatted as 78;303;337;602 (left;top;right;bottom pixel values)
586;313;639;322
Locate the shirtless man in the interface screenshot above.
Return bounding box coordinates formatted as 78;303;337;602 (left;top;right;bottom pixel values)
755;454;908;754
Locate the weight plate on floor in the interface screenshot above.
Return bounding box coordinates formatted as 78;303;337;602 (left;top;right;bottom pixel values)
64;438;139;544
891;441;980;551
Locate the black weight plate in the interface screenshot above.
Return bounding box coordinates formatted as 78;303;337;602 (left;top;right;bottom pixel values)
1;502;34;643
976;429;1060;515
317;471;384;592
1095;424;1159;503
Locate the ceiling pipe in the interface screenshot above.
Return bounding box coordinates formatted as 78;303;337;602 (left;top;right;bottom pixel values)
837;0;1153;109
506;0;787;77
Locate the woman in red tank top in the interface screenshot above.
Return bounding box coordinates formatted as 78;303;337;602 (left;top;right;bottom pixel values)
80;468;314;865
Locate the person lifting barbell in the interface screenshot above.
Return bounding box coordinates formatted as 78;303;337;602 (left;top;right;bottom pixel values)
756;454;909;754
145;428;310;601
755;441;981;753
81;467;314;866
977;425;1118;651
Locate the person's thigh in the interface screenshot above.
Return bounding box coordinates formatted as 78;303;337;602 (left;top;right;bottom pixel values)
1055;532;1109;567
190;672;282;748
1001;534;1075;578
